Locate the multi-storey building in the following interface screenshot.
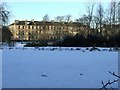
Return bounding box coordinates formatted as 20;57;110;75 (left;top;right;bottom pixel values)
102;24;120;36
9;19;89;41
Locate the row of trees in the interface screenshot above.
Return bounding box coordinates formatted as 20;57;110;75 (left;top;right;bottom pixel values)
80;1;120;33
42;1;120;34
53;32;120;47
43;14;72;22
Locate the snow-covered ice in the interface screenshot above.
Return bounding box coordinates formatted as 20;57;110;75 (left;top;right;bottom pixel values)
2;47;118;88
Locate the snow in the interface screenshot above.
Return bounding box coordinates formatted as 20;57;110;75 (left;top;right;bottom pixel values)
15;42;26;48
2;47;118;88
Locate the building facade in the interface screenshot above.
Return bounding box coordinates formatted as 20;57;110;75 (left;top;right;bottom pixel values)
9;20;88;41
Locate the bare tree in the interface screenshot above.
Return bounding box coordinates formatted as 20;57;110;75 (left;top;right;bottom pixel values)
111;1;118;24
75;18;80;23
118;1;120;24
55;16;64;22
0;2;11;43
65;14;72;22
85;2;96;28
105;0;118;25
43;14;50;22
96;2;104;33
79;14;89;25
0;2;10;26
92;15;99;30
103;1;119;46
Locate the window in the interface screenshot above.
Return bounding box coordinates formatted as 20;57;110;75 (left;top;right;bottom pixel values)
18;25;20;29
41;31;43;33
37;30;40;33
36;30;38;33
16;31;19;34
43;26;45;29
32;26;34;29
28;26;30;29
52;26;54;29
46;26;48;29
34;26;36;29
23;26;24;29
20;26;23;29
18;36;20;39
18;32;20;35
28;32;31;35
55;26;58;29
28;37;30;40
49;26;51;29
37;26;40;29
30;26;34;29
41;26;43;29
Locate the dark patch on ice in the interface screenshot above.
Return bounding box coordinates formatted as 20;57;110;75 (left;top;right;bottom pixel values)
102;49;108;51
41;75;47;77
80;73;83;75
82;50;85;52
9;47;13;49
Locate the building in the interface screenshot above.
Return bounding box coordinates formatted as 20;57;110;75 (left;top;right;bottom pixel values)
9;19;88;41
102;24;120;36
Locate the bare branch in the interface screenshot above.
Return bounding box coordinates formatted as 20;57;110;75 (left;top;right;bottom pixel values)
43;14;50;22
99;79;119;90
85;1;96;28
0;2;10;25
109;71;120;78
99;71;120;90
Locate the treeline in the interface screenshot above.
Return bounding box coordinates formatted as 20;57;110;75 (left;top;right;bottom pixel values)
24;31;120;47
54;33;120;47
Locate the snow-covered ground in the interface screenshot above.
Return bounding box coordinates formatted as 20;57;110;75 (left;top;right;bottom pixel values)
2;45;118;88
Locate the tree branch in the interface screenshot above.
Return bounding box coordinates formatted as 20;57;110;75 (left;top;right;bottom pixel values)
109;71;120;78
99;71;120;90
99;79;119;90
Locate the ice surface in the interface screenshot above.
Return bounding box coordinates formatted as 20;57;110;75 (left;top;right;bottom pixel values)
2;47;118;88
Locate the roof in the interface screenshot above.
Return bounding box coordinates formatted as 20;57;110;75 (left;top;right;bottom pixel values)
9;20;87;26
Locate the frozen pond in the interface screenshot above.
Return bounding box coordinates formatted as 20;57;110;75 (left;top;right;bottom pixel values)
2;47;118;88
